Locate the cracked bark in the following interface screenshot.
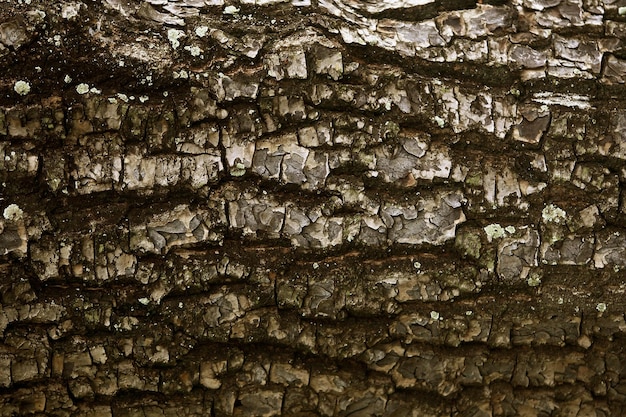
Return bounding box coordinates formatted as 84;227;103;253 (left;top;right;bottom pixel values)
1;0;626;416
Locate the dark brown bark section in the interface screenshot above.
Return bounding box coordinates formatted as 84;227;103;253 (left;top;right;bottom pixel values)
1;0;626;416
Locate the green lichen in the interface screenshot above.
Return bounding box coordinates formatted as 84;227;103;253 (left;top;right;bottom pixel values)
454;230;481;259
484;224;506;240
527;274;541;287
464;172;482;187
231;163;246;177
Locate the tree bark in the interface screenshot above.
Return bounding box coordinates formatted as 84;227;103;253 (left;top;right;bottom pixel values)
1;0;626;415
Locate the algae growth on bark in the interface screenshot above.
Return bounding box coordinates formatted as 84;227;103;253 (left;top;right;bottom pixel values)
1;0;626;415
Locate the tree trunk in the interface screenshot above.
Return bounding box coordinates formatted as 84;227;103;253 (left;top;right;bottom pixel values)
1;0;626;415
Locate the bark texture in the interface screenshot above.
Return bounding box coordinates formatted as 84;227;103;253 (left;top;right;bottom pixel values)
1;0;626;415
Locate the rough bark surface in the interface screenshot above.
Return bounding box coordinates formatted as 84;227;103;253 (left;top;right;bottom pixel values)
1;0;626;415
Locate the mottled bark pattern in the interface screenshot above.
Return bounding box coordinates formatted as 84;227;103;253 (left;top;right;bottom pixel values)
1;0;626;415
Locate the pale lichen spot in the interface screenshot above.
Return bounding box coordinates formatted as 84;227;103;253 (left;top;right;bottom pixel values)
542;204;567;224
14;80;31;96
433;115;445;128
484;223;506;241
3;204;23;221
167;29;185;49
223;5;240;14
184;45;202;57
76;83;90;95
195;26;209;37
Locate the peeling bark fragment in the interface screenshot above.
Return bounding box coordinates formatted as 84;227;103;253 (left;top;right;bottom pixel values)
130;204;225;254
0;218;27;257
265;47;308;81
229;197;285;237
0;19;31;50
553;36;603;73
73;135;124;194
603;55;626;84
395;20;446;49
461;5;514;39
497;227;539;281
382;192;466;246
509;44;548;69
513;104;551;144
541;235;595;265
375;135;452;182
523;0;561;11
236;389;283;417
594;231;626;268
311;47;343;81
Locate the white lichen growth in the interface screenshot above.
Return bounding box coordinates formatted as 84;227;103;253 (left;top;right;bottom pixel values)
76;83;90;94
64;75;72;84
14;80;31;96
505;225;516;234
433;115;445;128
3;204;23;221
223;5;240;14
173;70;189;79
596;302;607;312
167;29;185;49
413;261;421;270
619;6;626;15
61;3;80;19
138;297;150;305
89;87;102;94
542;204;567;223
195;26;209;37
139;96;149;103
430;311;441;321
116;93;129;102
184;45;202;57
